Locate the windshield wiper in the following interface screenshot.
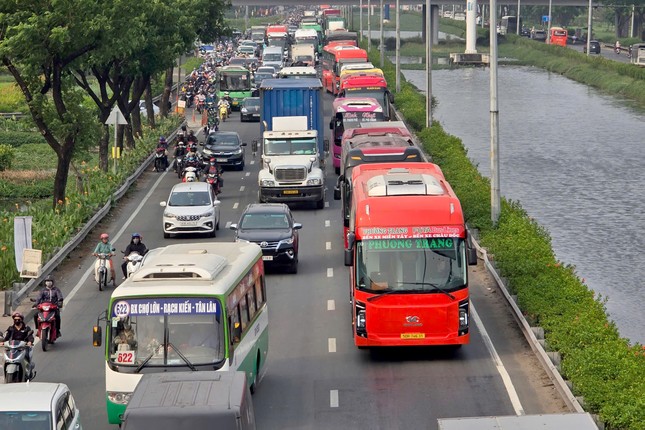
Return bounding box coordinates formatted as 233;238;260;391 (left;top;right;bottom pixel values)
135;342;164;373
400;282;456;300
167;342;197;371
367;288;416;303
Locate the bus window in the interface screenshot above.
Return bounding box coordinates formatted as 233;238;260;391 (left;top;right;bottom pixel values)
239;296;249;330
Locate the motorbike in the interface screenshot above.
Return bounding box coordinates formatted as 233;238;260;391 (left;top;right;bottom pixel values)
175;155;185;179
219;103;228;122
95;251;115;291
32;300;60;351
182;166;200;182
2;340;35;383
124;251;144;278
205;172;222;195
154;148;168;172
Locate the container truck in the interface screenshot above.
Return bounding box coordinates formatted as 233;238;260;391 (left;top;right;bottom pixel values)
258;78;328;208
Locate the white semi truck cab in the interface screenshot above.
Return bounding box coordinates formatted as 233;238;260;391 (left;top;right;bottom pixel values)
258;116;326;209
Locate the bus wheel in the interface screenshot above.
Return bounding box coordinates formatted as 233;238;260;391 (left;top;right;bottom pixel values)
250;353;261;394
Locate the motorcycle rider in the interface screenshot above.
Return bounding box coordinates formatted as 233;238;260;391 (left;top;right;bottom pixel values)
93;233;117;285
121;233;148;279
204;157;223;193
33;275;64;338
173;140;188;172
1;312;35;379
186;129;198;145
155;136;169;170
615;40;621;54
219;93;231;117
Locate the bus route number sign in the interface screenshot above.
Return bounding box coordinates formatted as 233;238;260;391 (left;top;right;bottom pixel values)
115;351;135;364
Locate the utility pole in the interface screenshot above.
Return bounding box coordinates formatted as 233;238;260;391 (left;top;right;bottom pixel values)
396;0;401;93
380;0;385;68
425;0;432;127
490;0;501;224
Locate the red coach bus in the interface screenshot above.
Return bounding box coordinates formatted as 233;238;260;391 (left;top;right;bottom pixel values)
549;27;568;47
344;163;478;348
321;46;368;95
339;73;393;120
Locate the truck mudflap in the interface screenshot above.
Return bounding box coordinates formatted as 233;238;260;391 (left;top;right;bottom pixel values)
260;185;324;204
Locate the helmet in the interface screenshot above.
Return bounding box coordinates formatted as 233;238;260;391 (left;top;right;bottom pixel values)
100;233;109;240
188;130;195;136
185;172;197;182
44;274;55;287
224;92;230;96
159;136;166;143
12;312;23;321
131;233;141;239
181;125;187;131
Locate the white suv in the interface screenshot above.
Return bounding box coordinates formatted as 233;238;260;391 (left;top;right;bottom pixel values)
0;382;82;429
160;182;221;238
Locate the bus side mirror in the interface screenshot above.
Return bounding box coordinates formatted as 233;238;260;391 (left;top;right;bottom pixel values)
468;246;478;265
93;325;102;347
329;120;334;130
388;92;394;103
344;232;355;266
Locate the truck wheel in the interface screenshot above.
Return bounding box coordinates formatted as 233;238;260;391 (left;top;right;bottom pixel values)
316;197;325;209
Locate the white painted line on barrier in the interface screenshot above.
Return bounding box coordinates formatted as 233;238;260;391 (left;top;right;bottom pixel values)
326;241;331;250
325;220;330;227
471;304;525;415
233;202;239;209
328;338;337;353
65;171;169;304
327;300;335;311
225;221;232;229
240;185;245;192
327;268;333;278
325;201;330;208
330;390;339;408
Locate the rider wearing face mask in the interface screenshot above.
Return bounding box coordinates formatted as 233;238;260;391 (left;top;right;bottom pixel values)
121;233;148;279
33;274;64;337
2;312;35;378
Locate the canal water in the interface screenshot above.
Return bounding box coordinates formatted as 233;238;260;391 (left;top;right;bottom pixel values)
403;66;645;344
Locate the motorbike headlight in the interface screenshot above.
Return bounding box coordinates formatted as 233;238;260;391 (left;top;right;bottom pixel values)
201;211;213;218
164;212;177;219
108;391;133;405
260;179;275;187
307;178;322;186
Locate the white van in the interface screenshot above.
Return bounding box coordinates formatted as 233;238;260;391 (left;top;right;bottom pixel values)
261;46;284;72
279;66;318;79
0;382;83;429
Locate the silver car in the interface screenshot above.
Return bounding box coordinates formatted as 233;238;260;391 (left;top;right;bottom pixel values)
160;182;221;238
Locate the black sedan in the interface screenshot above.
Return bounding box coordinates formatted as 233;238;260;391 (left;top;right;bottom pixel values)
230;203;301;273
240;97;260;122
201;131;246;170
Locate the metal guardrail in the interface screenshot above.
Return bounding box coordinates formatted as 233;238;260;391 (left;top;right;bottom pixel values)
11;121;186;309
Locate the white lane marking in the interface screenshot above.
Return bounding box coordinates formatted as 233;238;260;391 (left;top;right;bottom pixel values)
325;220;330;227
233;202;239;209
225;221;232;229
327;300;335;311
330;390;339;408
471;304;525;415
327;268;333;277
328;338;337;353
326;241;331;250
325;201;330;208
240;185;245;192
65;171;169;304
250;160;255;165
245;172;250;177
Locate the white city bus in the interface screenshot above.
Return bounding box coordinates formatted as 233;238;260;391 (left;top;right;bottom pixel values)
92;243;268;425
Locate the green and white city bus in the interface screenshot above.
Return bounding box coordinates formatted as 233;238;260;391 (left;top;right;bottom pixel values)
217;65;252;110
92;243;268;425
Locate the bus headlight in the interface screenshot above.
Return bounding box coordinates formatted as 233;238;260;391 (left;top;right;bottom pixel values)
107;391;133;405
357;310;366;329
459;300;469;332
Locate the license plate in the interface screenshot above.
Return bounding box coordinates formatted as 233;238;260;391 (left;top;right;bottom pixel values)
179;221;198;226
283;190;299;195
262;256;273;261
216;158;227;163
252;113;260;117
401;333;425;339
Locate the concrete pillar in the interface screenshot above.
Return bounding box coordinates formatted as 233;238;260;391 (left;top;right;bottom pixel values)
466;0;478;53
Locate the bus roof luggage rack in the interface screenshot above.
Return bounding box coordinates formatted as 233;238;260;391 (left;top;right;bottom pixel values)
367;169;444;197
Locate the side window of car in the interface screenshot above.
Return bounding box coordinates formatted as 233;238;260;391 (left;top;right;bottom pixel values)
65;393;77;427
55;392;70;430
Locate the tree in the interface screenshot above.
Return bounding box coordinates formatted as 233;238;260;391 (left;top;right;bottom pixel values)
0;0;104;207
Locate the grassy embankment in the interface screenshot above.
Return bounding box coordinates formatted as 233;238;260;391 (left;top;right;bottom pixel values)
363;31;645;430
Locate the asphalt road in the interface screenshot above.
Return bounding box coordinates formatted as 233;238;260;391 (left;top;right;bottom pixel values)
26;92;567;429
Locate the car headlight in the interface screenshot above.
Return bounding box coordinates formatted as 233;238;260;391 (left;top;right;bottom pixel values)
261;179;275;187
280;236;294;245
236;238;250;243
164;212;177;219
241;108;248;113
201;211;213;218
107;391;133;405
233;147;243;155
307;178;322;186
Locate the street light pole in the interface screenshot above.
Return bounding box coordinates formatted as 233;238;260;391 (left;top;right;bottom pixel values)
425;0;432;127
368;0;372;51
360;0;363;42
396;0;401;92
586;0;592;56
547;0;552;43
490;0;501;224
380;0;384;68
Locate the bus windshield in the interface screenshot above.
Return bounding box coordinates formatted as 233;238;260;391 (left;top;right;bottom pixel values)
356;238;467;293
341;111;384;124
264;138;317;155
219;74;250;91
109;297;225;369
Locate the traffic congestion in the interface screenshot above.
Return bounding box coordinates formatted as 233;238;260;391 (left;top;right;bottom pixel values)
0;7;572;430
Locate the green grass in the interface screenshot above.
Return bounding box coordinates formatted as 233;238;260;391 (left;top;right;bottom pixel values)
351;10;422;31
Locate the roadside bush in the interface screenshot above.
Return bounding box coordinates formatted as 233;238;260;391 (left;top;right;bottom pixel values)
0;131;46;147
368;49;645;429
0;144;14;171
0;83;27;112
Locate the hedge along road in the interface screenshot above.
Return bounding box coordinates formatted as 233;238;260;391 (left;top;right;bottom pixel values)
30;97;568;429
403;66;645;345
